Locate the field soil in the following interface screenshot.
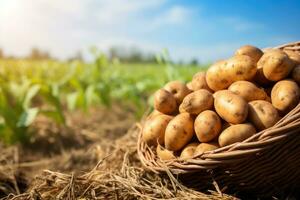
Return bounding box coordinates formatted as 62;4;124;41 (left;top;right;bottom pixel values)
1;103;300;199
0;104;136;197
0;104;236;200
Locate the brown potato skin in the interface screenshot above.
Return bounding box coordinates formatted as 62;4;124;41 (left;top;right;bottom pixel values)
165;113;194;151
284;50;300;65
292;65;300;84
191;72;211;91
164;81;191;104
206;56;257;91
206;60;230;91
228;81;267;102
154;89;177;114
248;100;280;131
147;110;163;120
258;50;294;81
180;142;199;159
156;145;176;160
235;45;263;63
194;142;219;155
265;95;272;103
221;121;232;131
142;114;173;146
264;87;273;97
186;81;193;91
194;110;221;142
226;55;257;81
218;123;256;147
254;66;272;86
214;90;248;124
271;80;300;114
179;89;214;114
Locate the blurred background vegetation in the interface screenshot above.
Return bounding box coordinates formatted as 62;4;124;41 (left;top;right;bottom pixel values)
2;0;298;146
0;47;207;144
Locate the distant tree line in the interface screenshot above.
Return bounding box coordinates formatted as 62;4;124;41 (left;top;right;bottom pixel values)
0;46;200;65
0;47;83;61
108;46;157;63
108;46;200;65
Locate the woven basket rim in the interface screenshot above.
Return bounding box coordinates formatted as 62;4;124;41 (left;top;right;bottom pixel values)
137;41;300;174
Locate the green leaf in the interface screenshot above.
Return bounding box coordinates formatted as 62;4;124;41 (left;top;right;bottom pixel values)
161;48;170;62
96;82;111;107
17;107;39;127
155;54;163;65
66;92;78;110
51;84;59;97
40;85;65;124
23;84;40;109
0;125;15;144
40;110;65;124
85;85;98;106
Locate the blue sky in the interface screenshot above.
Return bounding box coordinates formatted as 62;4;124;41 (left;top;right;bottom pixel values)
0;0;299;62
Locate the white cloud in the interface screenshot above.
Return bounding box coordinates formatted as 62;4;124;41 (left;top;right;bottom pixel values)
0;0;289;63
155;5;193;26
222;17;263;32
0;0;177;59
95;0;165;25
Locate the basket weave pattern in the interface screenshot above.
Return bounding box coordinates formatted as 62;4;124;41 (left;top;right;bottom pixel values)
137;41;300;196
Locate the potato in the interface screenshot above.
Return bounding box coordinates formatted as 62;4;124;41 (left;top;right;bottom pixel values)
260;87;272;103
179;89;214;114
194;110;221;142
194;142;219;155
271;80;300;114
164;81;191;104
235;45;263;63
219;123;256;147
154;89;177;114
284;50;300;65
156;145;176;160
263;48;274;53
214;90;248;124
226;55;257;81
254;66;272;86
264;87;273;97
206;60;230;91
221;121;232;131
248;100;280;131
190;72;211;91
258;49;294;81
292;65;300;84
186;81;193;91
142;114;173;146
265;95;272;103
206;56;257;91
180;142;199;159
228;81;267;102
147;110;162;120
165;113;194;151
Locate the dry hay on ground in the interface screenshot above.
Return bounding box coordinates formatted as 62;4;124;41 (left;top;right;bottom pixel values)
0;145;27;197
0;105;136;198
3;125;236;200
0;105;236;199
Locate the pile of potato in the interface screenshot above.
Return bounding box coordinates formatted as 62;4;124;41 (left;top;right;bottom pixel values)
142;45;300;161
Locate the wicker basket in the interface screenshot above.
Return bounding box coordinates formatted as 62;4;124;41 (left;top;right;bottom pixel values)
137;41;300;197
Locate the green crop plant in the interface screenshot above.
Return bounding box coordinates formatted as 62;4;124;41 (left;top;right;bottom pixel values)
0;51;208;144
